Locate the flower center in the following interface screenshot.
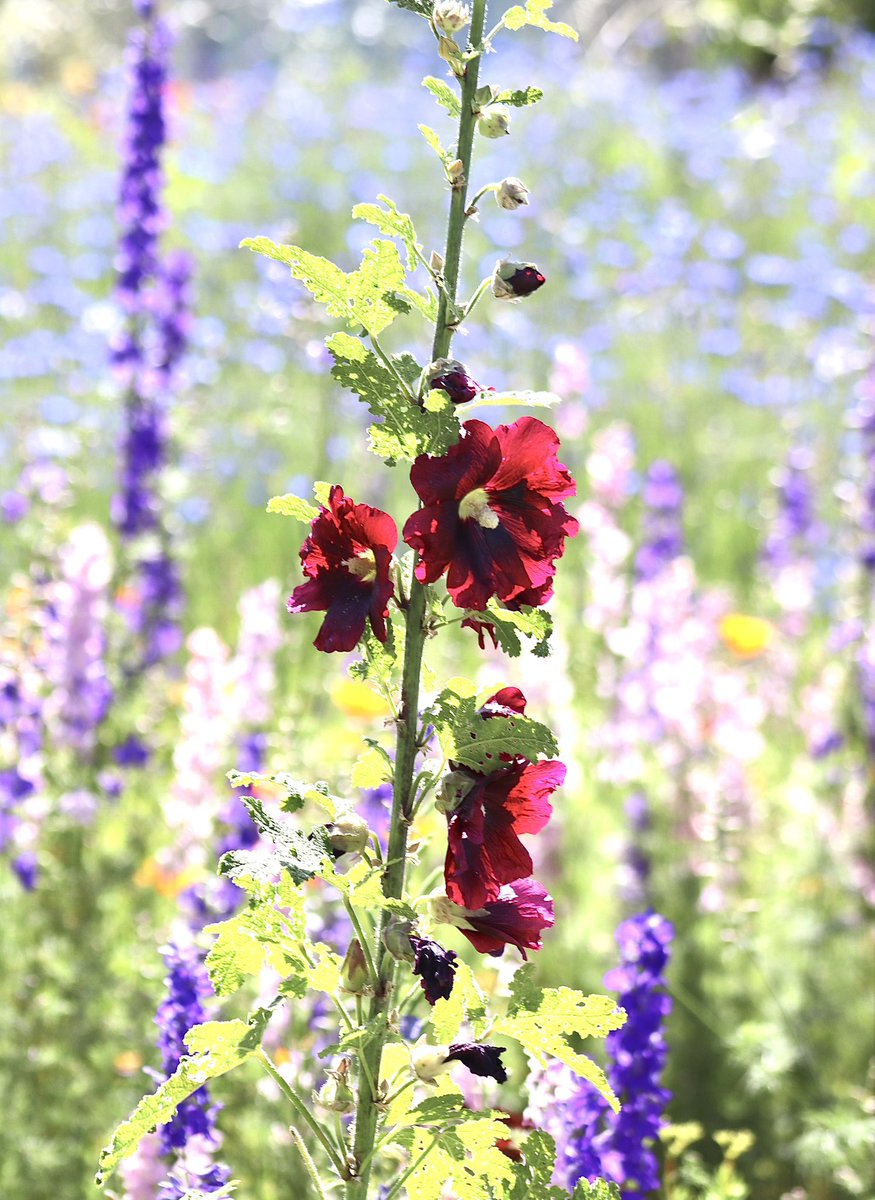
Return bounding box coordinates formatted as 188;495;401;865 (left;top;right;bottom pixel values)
458;487;499;529
342;550;377;583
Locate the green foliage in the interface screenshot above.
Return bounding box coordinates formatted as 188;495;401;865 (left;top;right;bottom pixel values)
349;618;400;691
492;85;544;107
492;964;625;1111
501;0;579;39
427;680;559;770
327;331;461;463
205;905;298;997
96;1013;270;1186
386;0;434;15
240;236;407;337
463;601;553;657
226;770;337;818
458;388;560;411
422;75;462;119
234;795;332;885
395;1114;518;1200
352;195;422;271
428;960;487;1042
265;493;319;521
418;123;454;166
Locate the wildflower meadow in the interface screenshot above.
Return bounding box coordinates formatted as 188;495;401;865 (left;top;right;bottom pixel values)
1;0;874;1197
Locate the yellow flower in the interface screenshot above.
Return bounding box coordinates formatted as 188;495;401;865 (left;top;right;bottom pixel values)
719;613;775;659
331;677;389;720
114;1050;143;1075
134;857;203;898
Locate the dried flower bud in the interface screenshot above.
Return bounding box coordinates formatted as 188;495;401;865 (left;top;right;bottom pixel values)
327;811;370;855
433;0;470;34
447;159;466;186
492;259;546;301
477;105;511;139
425;359;483;407
496;177;530;211
316;1060;355;1114
340;938;371;994
383;916;416;962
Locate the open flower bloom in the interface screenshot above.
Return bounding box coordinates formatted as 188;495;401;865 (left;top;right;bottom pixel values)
444;758;564;910
459;878;555;958
403;418;578;611
288;485;397;653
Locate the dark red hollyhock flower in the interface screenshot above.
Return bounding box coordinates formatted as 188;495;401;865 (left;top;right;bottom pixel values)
446;1042;508;1083
410;935;458;1005
492;259;546;300
426;358;486;407
480;687;527;717
460;878;555;958
444;758;565;910
403;418;578;612
288;485;397;653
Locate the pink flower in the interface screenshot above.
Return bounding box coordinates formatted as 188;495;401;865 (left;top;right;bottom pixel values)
289;485;397;653
460;878;555;958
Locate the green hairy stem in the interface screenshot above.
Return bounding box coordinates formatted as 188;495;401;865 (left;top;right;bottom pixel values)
345;3;489;1194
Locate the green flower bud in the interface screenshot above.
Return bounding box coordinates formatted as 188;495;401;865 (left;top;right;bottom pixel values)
327;811;370;855
433;0;470;34
435;769;477;815
496;177;530;211
412;1040;454;1082
383;916;416;962
477;105;511;139
316;1059;356;1114
340;938;371;994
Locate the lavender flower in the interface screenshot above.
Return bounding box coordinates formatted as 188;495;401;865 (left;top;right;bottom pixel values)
635;461;685;580
526;911;674;1197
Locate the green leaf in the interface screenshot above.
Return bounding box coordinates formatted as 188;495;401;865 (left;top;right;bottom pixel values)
494;965;625;1111
227;771;337;818
204;901;302;997
327;333;460;464
241;796;332;885
397;1116;518;1200
387;0;433;14
423;75;461;118
265;493;319;521
349;619;399;690
353;195;422;271
463;602;553;658
502;0;579;39
313;480;332;506
96;1015;266;1186
429;960;488;1043
240;236;407;337
571;1180;622;1200
456;389;560;413
351;745;393;789
505;1130;566;1200
428;683;559;772
321;858;417;919
492;85;544;107
418;123;453;165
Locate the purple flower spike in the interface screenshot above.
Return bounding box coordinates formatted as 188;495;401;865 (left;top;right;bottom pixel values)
410;935;458;1005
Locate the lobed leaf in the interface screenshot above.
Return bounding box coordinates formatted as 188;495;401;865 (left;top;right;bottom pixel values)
423;75;461;118
353;194;422;270
428;684;559;771
428;960;488;1043
204;898;303;997
463;601;553;658
502;0;579;40
240;795;332;884
227;770;337;818
418;123;453;165
397;1116;517;1200
96;1015;267;1185
387;0;433;14
492;85;545;107
351;745;392;789
265;493;320;521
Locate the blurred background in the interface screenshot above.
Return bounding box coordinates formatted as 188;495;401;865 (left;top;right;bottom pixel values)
1;0;874;1197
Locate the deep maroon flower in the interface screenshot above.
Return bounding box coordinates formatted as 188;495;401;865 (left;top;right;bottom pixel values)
289;485;397;653
444;758;564;910
403;418;578;611
446;1042;508;1083
459;878;555;958
410;935;458;1004
427;358;486;406
492;259;546;300
480;687;527;717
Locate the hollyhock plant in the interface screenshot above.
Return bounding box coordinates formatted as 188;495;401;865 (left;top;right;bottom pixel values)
441;877;556;958
289;485;397;653
403;417;578;611
410;935;459;1004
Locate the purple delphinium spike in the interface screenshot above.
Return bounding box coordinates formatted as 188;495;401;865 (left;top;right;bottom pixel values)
635;461;685;580
763;447;815;571
526;911;674;1197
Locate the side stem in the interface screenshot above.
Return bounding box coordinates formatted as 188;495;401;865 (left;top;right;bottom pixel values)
344;3;488;1196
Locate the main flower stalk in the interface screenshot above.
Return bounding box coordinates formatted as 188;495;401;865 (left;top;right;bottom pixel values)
346;3;488;1194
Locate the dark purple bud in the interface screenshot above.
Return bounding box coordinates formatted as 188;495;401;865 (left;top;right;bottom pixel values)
411;935;458;1004
492;260;546;301
425;358;486;406
447;1042;508;1083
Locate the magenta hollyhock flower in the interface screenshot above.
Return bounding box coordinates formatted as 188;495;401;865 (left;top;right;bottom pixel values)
403;418;578;611
289;485;397;653
444;758;564;910
460;878;555;958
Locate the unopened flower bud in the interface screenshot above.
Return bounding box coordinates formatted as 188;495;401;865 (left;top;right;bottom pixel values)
496;177;530;211
433;0;470;34
438;36;465;72
447;159;465;186
327;811;370;855
425;359;483;407
435;769;477;814
340;938;371;994
492;259;546;301
477;105;511;139
316;1059;355;1113
383;916;416;962
412;1041;454;1082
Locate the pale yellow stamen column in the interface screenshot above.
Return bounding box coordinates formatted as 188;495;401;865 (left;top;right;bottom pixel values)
458;487;499;528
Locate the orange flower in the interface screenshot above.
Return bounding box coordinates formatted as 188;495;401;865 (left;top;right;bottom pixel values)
134;856;203;898
719;613;775;659
114;1050;143;1075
